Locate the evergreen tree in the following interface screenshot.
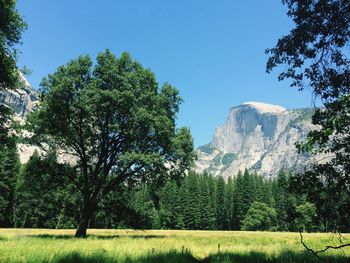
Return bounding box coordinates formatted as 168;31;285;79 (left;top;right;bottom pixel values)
232;171;244;229
295;201;317;232
240;170;257;221
94;184;135;229
0;138;20;227
131;185;160;229
185;172;201;229
176;179;188;229
198;175;212;230
207;173;217;230
224;177;234;230
0;0;27;89
159;181;179;229
216;176;226;230
15;151;78;228
274;171;290;231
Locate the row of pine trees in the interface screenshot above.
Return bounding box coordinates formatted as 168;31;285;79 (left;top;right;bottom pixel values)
1;145;349;232
132;171;318;232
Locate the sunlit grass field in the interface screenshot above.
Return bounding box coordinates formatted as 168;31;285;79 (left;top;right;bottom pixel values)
0;229;349;262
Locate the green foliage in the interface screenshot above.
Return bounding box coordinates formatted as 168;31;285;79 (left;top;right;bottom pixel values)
216;176;226;229
241;202;277;231
0;2;26;228
15;151;78;229
224;177;234;230
0;138;20;226
273;171;290;231
185;172;201;229
94;187;136;229
267;0;350;233
159;181;179;229
0;0;27;89
131;185;160;229
295;202;317;232
27;50;194;237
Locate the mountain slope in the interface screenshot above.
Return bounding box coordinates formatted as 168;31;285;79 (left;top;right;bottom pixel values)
195;102;315;179
0;73;39;119
0;75;40;163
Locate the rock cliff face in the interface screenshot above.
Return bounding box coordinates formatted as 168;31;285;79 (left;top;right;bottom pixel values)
0;74;40;163
195;102;315;179
0;74;39;119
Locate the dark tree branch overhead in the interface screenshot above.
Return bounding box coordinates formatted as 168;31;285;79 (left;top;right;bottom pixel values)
0;0;27;90
268;0;350;255
300;231;350;260
28;50;195;237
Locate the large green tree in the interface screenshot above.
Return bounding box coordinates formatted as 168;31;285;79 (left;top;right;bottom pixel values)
0;0;27;89
267;0;350;252
0;1;26;223
0;0;27;146
241;201;277;231
28;50;195;237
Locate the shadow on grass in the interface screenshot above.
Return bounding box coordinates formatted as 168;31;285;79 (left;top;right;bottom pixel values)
26;234;166;240
205;250;349;263
52;250;350;263
54;251;199;263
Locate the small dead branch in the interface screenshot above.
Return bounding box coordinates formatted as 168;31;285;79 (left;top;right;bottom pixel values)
299;231;350;261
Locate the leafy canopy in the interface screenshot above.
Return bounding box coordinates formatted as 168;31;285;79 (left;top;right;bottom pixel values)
0;0;27;89
267;0;350;230
29;49;194;203
241;201;277;231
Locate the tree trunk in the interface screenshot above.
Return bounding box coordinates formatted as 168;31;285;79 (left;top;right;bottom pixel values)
75;198;96;238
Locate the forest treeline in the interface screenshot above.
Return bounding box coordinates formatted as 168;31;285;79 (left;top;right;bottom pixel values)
1;145;349;232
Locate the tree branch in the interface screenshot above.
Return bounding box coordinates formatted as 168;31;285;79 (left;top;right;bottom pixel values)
299;231;350;260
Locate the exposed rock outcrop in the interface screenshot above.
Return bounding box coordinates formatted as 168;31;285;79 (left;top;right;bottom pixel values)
0;73;39;119
195;102;316;179
0;74;40;163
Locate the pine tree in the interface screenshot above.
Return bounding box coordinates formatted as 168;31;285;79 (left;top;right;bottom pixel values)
132;185;159;229
185;171;201;229
232;171;244;229
207;173;217;230
216;176;226;230
241;170;256;219
159;181;179;229
0;139;20;227
274;171;289;231
224;177;234;230
176;180;188;229
15;151;78;228
198;175;212;230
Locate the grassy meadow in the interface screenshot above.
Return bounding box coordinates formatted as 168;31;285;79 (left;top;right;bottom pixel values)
0;229;349;262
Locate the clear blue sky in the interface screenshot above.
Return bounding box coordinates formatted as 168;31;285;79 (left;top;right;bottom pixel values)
16;0;315;147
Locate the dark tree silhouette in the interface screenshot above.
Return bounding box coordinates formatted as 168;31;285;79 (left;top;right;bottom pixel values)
267;0;350;254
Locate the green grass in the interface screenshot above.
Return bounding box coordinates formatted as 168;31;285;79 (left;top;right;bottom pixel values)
0;229;349;262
